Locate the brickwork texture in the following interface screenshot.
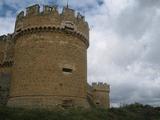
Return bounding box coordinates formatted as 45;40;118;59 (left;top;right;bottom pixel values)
0;4;110;109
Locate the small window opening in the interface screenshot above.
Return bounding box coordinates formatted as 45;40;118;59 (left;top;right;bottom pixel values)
62;99;73;108
62;68;73;73
96;102;100;105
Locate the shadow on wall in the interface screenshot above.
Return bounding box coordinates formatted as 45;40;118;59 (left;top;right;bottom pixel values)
0;73;11;105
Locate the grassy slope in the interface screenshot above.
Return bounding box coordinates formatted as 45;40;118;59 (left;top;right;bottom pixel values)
0;103;160;120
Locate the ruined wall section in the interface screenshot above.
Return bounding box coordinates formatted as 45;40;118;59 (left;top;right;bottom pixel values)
0;34;14;67
0;35;14;105
14;4;89;47
92;82;110;108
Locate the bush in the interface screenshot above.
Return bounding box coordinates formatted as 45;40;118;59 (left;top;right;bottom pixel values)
0;103;160;120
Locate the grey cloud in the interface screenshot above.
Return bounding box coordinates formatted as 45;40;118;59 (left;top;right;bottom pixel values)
88;0;160;106
140;13;160;65
138;0;160;8
113;2;156;40
0;17;15;35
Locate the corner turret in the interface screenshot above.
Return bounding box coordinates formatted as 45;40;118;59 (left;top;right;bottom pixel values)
92;82;110;108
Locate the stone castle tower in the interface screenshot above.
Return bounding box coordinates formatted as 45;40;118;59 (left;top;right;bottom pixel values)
92;83;110;108
0;4;110;109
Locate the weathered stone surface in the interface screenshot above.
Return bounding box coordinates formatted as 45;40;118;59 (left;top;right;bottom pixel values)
0;69;11;105
8;31;89;108
0;4;110;109
92;83;110;108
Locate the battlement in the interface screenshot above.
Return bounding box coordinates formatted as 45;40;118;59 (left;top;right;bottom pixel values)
92;82;110;92
15;4;89;47
43;5;57;14
16;4;85;21
26;4;40;16
17;4;58;19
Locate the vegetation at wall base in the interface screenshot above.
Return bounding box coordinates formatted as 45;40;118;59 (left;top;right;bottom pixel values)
0;103;160;120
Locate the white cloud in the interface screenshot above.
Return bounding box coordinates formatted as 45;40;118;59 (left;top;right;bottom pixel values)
0;17;15;35
87;0;160;106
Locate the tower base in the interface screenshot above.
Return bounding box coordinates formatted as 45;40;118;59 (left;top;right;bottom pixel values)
7;95;90;109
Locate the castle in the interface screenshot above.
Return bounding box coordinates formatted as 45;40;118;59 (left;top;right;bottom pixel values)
0;4;110;109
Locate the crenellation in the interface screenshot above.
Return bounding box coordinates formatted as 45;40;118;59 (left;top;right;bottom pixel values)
43;5;57;14
16;5;87;22
26;4;40;16
16;4;87;24
92;82;109;88
77;12;85;21
15;4;89;41
91;82;110;93
17;11;24;20
61;7;75;21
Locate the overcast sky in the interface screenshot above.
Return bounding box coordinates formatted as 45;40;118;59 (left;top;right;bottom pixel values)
0;0;160;107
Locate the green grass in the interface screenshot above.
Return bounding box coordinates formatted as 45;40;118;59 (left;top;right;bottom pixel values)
0;103;160;120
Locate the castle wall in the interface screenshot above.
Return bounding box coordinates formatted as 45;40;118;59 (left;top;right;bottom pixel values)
7;5;90;109
8;30;89;108
92;83;110;108
0;67;11;105
2;4;110;109
0;35;13;105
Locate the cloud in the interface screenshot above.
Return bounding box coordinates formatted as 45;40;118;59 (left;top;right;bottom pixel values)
0;17;15;35
87;0;160;107
1;0;160;107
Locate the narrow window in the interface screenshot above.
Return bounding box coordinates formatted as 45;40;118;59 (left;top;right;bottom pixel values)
62;68;72;73
62;99;73;108
96;102;100;105
59;83;63;87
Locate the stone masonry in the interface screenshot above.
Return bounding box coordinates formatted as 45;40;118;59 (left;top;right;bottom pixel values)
0;4;110;109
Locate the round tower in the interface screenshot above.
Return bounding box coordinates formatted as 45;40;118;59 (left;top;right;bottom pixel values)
7;4;89;108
